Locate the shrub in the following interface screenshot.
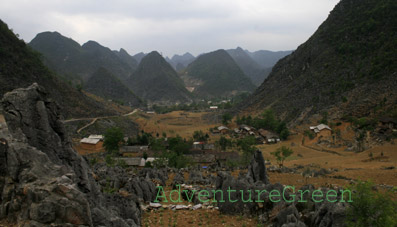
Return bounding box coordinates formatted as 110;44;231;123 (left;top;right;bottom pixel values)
271;146;293;166
346;181;397;227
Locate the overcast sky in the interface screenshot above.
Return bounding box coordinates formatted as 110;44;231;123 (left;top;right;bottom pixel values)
0;0;339;57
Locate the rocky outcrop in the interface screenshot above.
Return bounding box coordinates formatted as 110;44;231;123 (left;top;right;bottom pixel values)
214;152;348;226
0;84;140;226
247;150;269;184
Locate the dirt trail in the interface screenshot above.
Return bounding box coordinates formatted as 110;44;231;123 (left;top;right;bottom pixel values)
64;109;139;133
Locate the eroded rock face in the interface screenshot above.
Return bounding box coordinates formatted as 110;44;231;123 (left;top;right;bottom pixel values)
0;83;140;226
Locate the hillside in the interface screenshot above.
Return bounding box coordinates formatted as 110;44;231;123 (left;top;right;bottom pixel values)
84;67;143;106
29;32;134;82
0;20;116;118
182;49;256;98
240;0;397;123
127;51;192;105
226;47;270;86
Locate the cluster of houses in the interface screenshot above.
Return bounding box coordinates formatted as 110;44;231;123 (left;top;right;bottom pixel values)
212;124;281;144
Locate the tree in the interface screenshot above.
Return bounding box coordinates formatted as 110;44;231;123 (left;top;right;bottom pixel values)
218;136;231;151
103;127;124;153
193;130;207;142
143;151;148;160
271;146;293;167
222;113;232;125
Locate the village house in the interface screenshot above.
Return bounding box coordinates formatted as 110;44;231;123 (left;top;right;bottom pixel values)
80;135;104;151
217;126;230;134
258;129;280;144
310;124;332;138
120;145;149;157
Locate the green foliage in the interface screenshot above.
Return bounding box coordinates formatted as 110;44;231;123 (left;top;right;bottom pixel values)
105;154;116;167
222;113;232;125
218;136;232;151
144;161;153;168
270;146;293;166
319;112;329;124
117;159;128;169
103;127;124;153
346;180;397;227
143;151;148;160
193;130;208;142
304;130;315;140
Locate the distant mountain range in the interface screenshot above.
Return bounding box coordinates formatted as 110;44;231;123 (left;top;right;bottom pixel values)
0;20;116;118
29;32;134;82
239;0;397;123
182;49;256;98
127;51;192;105
27;30;293;105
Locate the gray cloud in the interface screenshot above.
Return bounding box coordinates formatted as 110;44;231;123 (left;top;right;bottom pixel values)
0;0;339;57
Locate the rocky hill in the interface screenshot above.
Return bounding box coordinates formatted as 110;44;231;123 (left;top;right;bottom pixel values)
127;51;192;105
239;0;397;123
0;20;115;118
84;67;143;106
182;49;256;99
226;47;270;86
29;32;134;82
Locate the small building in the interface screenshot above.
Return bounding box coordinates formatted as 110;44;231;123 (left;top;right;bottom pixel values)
209;106;218;110
310;124;332;138
240;124;253;132
258;129;280;144
121;145;149;157
80;138;103;150
203;143;215;150
217;126;230;134
114;157;142;166
193;141;205;150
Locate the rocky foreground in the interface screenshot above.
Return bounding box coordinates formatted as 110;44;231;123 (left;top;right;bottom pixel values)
0;84;349;226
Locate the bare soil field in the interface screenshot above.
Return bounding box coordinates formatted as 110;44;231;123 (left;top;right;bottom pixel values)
132;111;220;139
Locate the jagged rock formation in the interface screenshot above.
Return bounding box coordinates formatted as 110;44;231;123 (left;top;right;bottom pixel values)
214;152;349;226
247;150;270;184
0;84;142;226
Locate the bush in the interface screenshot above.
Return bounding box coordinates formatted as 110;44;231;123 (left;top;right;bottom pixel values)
346;181;397;227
